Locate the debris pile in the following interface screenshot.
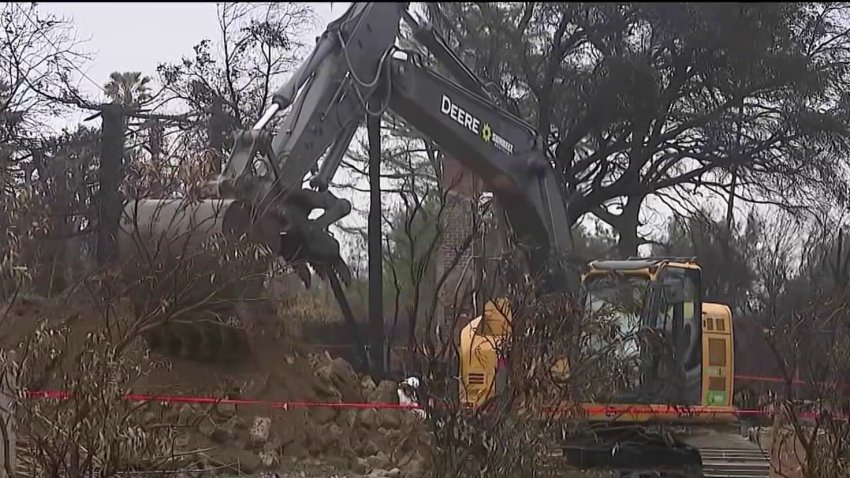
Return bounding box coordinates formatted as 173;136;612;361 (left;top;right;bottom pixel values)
140;347;432;477
0;295;432;477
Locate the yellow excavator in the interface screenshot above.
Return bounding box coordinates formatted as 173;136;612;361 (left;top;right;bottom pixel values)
460;257;736;419
459;257;747;474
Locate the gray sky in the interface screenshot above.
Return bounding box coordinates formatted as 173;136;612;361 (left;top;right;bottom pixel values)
39;2;350;125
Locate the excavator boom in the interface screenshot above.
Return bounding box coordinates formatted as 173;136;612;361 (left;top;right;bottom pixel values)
207;2;574;293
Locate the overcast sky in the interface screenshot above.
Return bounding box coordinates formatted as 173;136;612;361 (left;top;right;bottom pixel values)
39;2;350;125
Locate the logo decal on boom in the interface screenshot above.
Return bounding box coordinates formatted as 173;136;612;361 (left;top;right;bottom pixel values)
481;123;492;143
441;94;480;135
440;94;514;155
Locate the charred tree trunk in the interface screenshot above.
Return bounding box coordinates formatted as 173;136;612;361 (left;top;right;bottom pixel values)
208;95;226;174
367;110;385;376
97;104;126;266
725;167;738;232
726;102;744;232
148;119;164;197
614;194;644;259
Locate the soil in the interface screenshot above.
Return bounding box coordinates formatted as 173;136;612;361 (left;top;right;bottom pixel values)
0;293;431;477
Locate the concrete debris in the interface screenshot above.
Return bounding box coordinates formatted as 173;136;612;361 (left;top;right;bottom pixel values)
1;296;431;477
137;337;431;477
249;416;273;449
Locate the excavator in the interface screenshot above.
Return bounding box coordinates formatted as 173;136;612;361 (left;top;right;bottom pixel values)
460;258;750;475
117;3;765;476
460;257;736;415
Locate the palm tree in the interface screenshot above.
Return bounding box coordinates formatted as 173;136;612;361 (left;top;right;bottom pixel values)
103;71;152;108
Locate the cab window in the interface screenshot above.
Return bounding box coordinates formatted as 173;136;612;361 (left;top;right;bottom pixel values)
657;267;701;371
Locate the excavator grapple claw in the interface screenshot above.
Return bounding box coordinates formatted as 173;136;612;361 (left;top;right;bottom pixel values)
117;188;352;363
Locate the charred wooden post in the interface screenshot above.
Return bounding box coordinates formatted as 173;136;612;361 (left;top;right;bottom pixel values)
97;104;126;265
208;95;226;174
367;106;385;376
0;351;16;477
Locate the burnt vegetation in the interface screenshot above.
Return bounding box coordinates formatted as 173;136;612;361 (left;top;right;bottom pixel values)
3;2;850;477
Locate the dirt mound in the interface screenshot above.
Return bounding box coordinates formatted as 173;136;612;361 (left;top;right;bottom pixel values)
144;356;430;476
135;342;431;476
1;294;431;477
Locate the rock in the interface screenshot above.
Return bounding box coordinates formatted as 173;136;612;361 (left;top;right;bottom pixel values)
257;439;283;468
210;425;236;444
361;375;377;391
177;405;202;427
311;406;339;425
262;439;282;454
329;358;364;401
361;439;380;457
327;423;344;447
401;410;425;429
368;451;391;470
197;417;215;437
358;408;379;429
312;378;342;400
276;413;307;447
276;425;297;447
330;357;356;381
258;449;279;468
339;436;357;461
247;416;272;449
307;423;337;454
213;449;261;474
237;451;261;474
216;402;237;418
312;352;335;382
402;455;427;478
371;380;399;404
231;415;248;430
365;466;401;478
379;409;402;429
336;409;357;428
282;442;309;459
174;434;190;448
352;456;369;474
383;429;403;444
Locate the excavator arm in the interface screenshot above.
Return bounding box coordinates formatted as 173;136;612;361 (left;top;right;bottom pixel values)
388;55;573;287
211;2;575;294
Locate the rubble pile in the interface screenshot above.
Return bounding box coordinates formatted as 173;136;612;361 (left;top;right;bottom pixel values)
0;296;432;477
140;348;432;477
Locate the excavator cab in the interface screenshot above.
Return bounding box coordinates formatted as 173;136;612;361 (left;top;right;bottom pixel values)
459;257;736;414
583;258;704;407
585;258;735;411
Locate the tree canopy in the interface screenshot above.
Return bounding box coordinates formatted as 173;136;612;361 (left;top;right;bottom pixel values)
425;2;850;257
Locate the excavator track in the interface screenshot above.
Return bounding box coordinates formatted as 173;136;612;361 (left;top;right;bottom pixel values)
700;447;770;478
538;448;698;477
683;428;770;478
536;424;771;478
